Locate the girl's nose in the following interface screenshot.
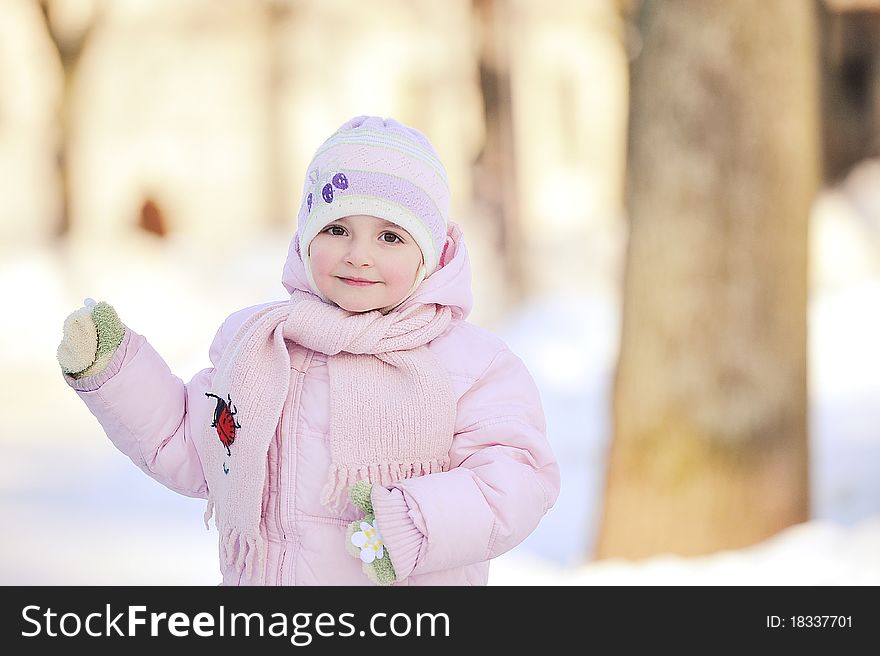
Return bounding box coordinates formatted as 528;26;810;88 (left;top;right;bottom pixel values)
344;239;373;266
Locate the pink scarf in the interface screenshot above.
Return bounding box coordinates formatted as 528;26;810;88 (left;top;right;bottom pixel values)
202;289;456;584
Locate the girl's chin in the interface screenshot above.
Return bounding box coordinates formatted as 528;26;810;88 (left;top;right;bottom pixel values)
331;295;381;313
333;294;406;313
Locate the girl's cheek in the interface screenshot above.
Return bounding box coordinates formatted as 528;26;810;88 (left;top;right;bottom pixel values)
310;246;333;274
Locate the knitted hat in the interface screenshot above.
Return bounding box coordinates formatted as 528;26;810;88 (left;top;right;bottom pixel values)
294;115;450;304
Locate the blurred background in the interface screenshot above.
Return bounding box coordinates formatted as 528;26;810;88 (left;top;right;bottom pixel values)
1;0;879;585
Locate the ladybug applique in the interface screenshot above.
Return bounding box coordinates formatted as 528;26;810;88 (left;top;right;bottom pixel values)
205;392;241;456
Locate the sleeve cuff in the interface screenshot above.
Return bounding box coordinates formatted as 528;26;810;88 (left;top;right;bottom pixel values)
371;485;426;581
62;327;133;392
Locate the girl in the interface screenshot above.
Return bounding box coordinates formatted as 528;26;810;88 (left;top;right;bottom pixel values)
57;115;560;586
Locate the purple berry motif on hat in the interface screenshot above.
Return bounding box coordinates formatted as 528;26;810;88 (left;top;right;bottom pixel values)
307;192;313;212
332;172;349;190
322;183;334;203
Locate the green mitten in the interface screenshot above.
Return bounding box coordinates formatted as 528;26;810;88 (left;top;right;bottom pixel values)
345;480;397;586
57;299;125;379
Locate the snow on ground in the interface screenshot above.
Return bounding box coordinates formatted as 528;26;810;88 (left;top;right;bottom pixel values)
487;279;880;585
490;516;880;585
2;175;879;585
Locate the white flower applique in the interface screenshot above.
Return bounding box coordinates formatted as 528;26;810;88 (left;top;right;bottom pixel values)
350;519;386;563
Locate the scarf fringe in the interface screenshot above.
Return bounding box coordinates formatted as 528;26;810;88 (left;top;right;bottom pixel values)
219;524;267;586
320;458;450;511
203;495;215;530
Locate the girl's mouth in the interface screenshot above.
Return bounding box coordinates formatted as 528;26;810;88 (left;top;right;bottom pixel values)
338;277;378;287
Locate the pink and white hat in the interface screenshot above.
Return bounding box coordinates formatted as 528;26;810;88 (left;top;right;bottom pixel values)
293;115;450;302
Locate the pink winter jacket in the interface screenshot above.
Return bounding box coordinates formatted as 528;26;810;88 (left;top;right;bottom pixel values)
63;222;560;585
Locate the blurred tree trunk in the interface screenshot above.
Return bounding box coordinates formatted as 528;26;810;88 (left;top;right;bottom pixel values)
38;0;104;237
818;4;880;183
472;0;525;302
265;0;290;230
596;0;820;559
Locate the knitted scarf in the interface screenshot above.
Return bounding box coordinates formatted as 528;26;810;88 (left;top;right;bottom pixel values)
201;289;456;585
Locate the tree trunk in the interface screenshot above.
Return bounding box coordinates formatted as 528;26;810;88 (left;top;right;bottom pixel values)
38;0;103;238
818;5;880;183
596;0;819;559
473;0;526;303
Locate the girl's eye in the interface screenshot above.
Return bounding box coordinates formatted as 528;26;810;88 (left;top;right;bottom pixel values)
324;226;346;236
382;232;402;243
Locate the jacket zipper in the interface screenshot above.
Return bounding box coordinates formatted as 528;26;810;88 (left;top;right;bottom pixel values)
276;444;286;585
276;382;290;585
277;365;307;585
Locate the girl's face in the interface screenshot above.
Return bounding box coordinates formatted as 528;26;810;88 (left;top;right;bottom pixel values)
308;214;424;312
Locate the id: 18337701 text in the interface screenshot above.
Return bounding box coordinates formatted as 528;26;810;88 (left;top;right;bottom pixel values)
766;615;852;629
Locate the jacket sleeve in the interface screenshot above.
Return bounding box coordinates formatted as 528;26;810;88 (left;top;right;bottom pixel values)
371;345;560;579
61;319;230;499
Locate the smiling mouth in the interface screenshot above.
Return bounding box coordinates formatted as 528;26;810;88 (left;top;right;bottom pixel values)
337;277;379;286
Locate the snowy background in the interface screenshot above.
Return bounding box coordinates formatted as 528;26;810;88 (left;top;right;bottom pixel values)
2;162;879;586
